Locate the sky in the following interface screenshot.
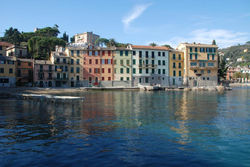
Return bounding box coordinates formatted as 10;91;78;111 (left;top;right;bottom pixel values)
1;0;250;48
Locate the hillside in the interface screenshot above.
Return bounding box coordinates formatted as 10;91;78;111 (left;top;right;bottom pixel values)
220;41;250;67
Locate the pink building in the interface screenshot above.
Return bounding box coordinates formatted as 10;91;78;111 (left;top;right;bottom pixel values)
33;60;54;87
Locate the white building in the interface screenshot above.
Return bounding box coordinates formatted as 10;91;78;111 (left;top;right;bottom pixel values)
74;32;100;45
129;45;170;87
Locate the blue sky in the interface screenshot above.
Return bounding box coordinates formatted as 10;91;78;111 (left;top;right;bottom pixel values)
1;0;250;48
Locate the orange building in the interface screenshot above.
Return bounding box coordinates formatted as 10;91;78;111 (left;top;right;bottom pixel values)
83;47;114;86
16;58;34;86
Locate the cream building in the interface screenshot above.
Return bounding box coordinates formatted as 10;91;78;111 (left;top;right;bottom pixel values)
177;43;218;87
74;32;100;45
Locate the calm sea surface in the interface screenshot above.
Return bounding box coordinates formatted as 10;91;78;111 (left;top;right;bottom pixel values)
0;87;249;167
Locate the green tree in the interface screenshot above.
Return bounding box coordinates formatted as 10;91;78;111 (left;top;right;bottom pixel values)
70;36;75;43
1;27;23;45
61;32;69;43
212;40;216;45
162;44;173;49
218;58;228;81
149;42;157;47
35;26;60;37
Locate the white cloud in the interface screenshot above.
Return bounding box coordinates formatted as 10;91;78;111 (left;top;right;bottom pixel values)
122;3;151;30
149;29;249;48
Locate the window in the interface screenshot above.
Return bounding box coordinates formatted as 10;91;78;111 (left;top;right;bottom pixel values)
158;69;161;74
139;59;142;65
95;59;98;64
9;68;13;74
152;51;155;58
158;60;161;65
195;47;198;52
199;62;206;67
108;51;111;56
194;70;197;73
102;77;105;81
133;68;136;74
207;77;210;80
125;51;128;56
173;62;176;68
146;68;148;74
200;48;205;52
127;77;129;81
173;54;176;60
17;69;21;77
102;51;105;56
71;50;74;56
152;69;155;74
102;59;105;64
178;63;181;68
179;71;181;76
76;67;80;73
139;78;142;83
120;77;124;81
158;52;161;56
89;77;92;83
162;61;165;65
190;54;192;60
163;69;165;74
207;54;210;60
77;59;80;65
133;51;136;55
89;59;92;64
133;59;136;65
152;60;155;66
89;68;92;73
208;70;211;74
212;55;215;60
94;68;99;73
0;68;4;73
146;59;149;65
120;60;123;65
163;52;165;57
108;68;111;73
77;50;80;56
89;51;92;56
126;68;130;73
120;68;124;74
190;62;197;66
65;66;68;72
195;54;198;60
208;62;214;66
190;47;192;52
71;67;74;73
71;59;74;64
95;51;98;56
146;51;148;58
63;59;66;64
0;46;2;50
120;51;123;56
108;77;111;81
139;68;142;74
139;51;142;58
126;60;130;65
173;70;176;76
178;54;181;60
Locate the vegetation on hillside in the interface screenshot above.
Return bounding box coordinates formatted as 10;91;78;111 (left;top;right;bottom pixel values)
0;25;67;59
220;41;250;67
95;38;130;48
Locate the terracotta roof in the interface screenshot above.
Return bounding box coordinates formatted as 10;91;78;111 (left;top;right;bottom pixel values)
0;41;13;47
132;45;170;50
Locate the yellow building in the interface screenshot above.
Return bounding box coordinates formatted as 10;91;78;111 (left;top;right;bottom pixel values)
177;43;218;87
169;50;184;86
0;56;16;87
65;47;84;87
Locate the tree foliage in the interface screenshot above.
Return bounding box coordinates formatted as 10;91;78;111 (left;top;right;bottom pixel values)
0;27;22;45
212;40;216;45
95;38;129;48
61;32;69;43
149;42;157;47
218;58;228;81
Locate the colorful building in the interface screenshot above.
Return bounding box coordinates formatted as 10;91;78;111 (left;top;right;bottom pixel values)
16;58;33;86
74;32;100;45
113;48;133;87
33;60;54;87
0;56;16;87
50;47;70;87
0;42;12;57
6;45;28;58
130;45;170;87
169;49;184;86
177;43;218;87
83;46;115;87
66;47;85;87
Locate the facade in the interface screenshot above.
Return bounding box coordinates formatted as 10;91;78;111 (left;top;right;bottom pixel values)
33;60;54;87
74;32;100;45
113;48;133;87
0;56;16;87
130;45;170;87
83;46;115;87
169;50;184;86
177;43;218;87
16;58;33;86
66;47;85;87
50;47;70;87
6;45;28;58
0;42;12;57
